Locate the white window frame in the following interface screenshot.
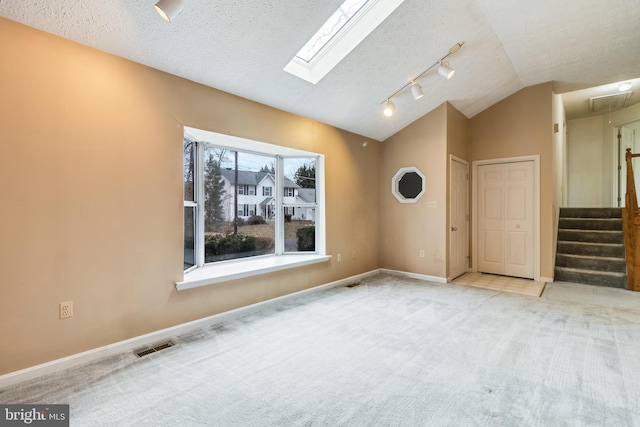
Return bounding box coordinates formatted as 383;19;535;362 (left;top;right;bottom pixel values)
283;0;406;84
178;127;329;290
391;166;426;203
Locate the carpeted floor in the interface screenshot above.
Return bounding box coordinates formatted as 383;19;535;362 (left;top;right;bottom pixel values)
2;273;640;426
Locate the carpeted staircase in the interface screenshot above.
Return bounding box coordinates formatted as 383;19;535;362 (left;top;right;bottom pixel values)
555;207;627;289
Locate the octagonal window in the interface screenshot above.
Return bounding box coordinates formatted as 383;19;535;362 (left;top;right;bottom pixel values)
392;167;425;203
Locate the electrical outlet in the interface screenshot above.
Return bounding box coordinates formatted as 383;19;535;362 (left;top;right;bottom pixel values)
419;250;425;258
60;301;73;319
337;253;342;262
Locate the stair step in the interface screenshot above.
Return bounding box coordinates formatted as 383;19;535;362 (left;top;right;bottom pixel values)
558;218;622;230
556;241;625;257
557;229;624;244
559;207;622;218
554;266;627;289
555;207;628;288
555;253;626;273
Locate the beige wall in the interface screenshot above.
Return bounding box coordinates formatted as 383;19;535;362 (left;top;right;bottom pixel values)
380;104;448;278
557;101;640;209
469;83;555;279
0;18;380;375
567;116;605;206
0;17;566;376
447;103;470;161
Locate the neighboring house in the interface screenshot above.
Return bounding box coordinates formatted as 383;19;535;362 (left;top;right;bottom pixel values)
219;169;315;221
296;188;316;221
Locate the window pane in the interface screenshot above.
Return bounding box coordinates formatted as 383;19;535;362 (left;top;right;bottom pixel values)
286;158;316;192
184;206;196;269
285;216;316;252
183;138;195;202
284;158;317;252
203;148;276;262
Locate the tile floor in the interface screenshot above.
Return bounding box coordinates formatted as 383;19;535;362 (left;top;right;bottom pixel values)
452;272;546;297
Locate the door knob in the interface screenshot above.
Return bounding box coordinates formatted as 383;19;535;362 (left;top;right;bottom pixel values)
451;226;458;231
515;224;520;228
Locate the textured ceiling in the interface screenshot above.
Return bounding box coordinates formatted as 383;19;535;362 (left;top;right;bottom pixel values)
1;0;639;140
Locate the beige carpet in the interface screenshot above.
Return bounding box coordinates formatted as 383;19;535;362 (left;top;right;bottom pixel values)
2;273;639;426
453;272;546;297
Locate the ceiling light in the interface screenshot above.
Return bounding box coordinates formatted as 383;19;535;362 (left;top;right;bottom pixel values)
383;100;396;117
438;61;455;80
410;82;424;100
618;82;633;92
380;42;464;119
155;0;184;22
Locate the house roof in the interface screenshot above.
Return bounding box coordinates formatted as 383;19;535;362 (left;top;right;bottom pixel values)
2;1;638;140
297;189;316;204
259;197;274;206
219;169;299;188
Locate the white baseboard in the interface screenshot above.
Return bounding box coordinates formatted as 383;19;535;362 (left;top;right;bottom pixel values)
380;268;447;283
0;270;380;389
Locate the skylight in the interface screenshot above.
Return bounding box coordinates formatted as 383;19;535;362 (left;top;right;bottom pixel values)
284;0;405;84
295;0;369;63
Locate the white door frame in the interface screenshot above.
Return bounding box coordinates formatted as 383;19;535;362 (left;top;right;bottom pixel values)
612;120;640;207
448;155;469;281
612;126;622;207
472;155;541;282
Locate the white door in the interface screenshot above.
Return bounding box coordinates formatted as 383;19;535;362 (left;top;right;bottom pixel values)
477;161;534;279
618;126;638;206
449;158;469;279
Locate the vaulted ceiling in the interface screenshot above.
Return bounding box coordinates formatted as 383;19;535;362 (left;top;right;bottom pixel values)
1;0;639;140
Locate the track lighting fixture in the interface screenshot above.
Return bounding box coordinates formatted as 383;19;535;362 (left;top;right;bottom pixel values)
437;61;455;80
383;99;396;117
381;42;464;117
155;0;184;22
410;82;424;100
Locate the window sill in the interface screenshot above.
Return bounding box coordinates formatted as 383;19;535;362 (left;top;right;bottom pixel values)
176;254;331;291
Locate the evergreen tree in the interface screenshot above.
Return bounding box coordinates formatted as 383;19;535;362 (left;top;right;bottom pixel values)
183;139;195;200
294;163;316;188
204;153;226;231
260;164;275;174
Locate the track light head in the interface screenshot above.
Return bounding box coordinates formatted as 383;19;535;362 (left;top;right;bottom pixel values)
410;82;424;100
438;61;455;80
155;0;184;22
383;99;396;117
